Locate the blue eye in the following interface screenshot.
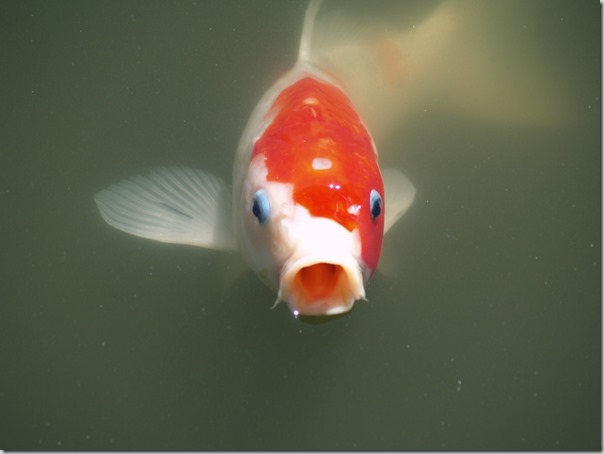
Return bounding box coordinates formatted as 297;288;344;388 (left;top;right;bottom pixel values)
370;189;382;222
252;189;270;224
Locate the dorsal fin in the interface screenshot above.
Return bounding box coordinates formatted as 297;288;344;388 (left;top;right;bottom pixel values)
298;0;322;63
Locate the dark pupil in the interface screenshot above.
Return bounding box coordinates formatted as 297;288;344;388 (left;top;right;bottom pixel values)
252;199;262;221
371;198;382;220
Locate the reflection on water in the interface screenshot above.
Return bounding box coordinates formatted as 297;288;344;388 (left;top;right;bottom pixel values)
1;0;600;450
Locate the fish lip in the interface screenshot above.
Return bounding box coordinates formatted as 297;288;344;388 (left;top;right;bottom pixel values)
278;256;366;316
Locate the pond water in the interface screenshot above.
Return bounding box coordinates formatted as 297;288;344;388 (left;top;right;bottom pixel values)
1;0;600;450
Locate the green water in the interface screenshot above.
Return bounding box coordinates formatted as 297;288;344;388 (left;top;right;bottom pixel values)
1;0;600;450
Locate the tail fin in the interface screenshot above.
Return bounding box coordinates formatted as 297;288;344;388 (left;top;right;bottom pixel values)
309;0;575;144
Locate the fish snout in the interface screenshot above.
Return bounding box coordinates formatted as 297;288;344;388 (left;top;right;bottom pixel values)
278;218;366;316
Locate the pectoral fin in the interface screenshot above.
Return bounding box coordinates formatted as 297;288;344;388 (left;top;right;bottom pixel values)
94;166;235;251
383;167;416;234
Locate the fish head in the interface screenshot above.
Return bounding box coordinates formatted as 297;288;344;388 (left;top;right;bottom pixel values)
240;154;384;316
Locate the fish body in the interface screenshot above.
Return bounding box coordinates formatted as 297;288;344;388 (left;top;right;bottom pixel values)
233;65;387;315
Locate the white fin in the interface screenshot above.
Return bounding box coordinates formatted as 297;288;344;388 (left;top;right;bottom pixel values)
94;167;235;251
310;0;574;143
379;168;416;277
383;168;415;234
298;0;323;63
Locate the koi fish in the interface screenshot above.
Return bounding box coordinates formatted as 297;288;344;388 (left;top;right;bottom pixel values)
95;0;569;316
95;0;414;316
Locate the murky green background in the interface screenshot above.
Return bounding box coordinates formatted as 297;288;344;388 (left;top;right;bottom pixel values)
1;0;600;450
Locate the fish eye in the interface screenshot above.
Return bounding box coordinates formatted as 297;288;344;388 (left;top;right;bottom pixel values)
369;189;382;222
252;189;270;224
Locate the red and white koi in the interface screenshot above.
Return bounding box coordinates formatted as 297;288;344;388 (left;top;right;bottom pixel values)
95;0;414;316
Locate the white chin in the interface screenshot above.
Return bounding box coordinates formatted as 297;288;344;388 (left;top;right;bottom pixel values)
277;218;366;316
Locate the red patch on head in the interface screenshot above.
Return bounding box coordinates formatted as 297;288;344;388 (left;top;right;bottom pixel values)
252;77;384;272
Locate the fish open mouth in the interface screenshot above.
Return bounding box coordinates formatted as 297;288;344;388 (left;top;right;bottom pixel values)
279;260;365;316
296;263;345;301
274;214;367;316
